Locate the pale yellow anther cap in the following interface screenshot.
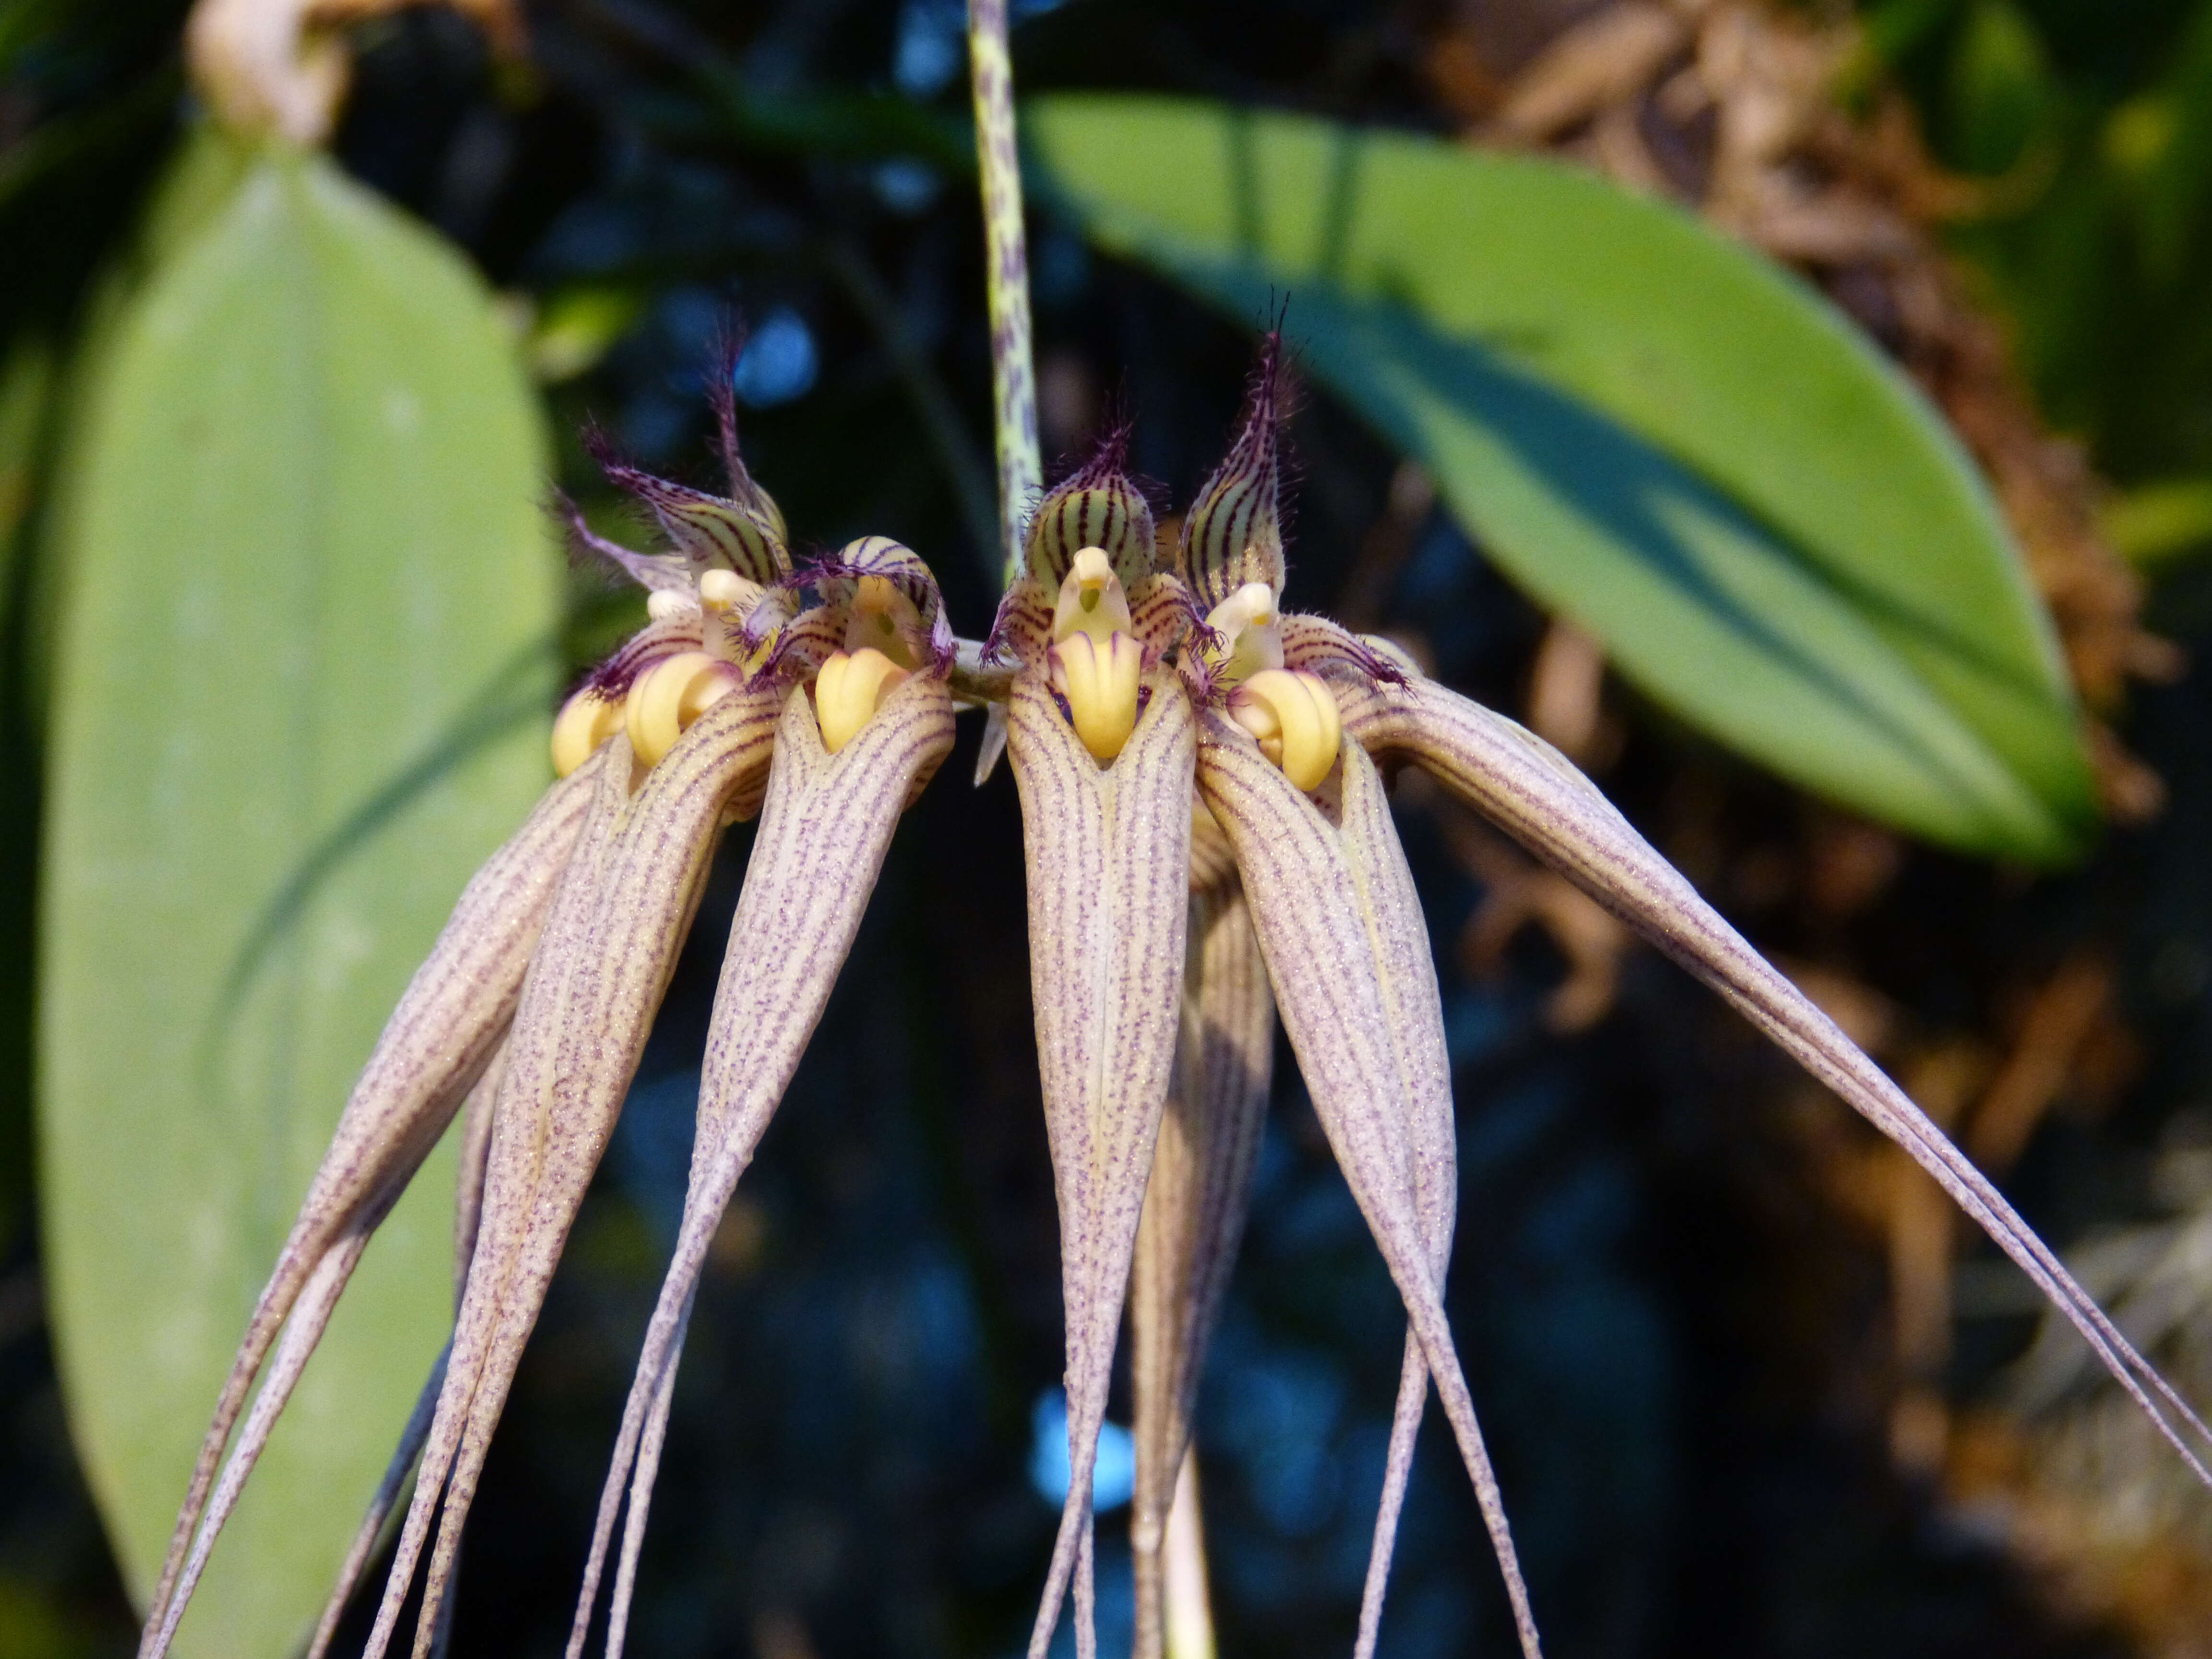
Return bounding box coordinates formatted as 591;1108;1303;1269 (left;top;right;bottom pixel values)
1050;630;1142;763
1052;548;1134;648
1071;546;1114;594
815;647;910;754
625;651;740;769
698;569;750;613
551;687;625;778
1203;581;1285;684
1231;668;1342;793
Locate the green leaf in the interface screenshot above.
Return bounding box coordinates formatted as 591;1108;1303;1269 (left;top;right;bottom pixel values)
1026;95;2097;862
38;136;558;1657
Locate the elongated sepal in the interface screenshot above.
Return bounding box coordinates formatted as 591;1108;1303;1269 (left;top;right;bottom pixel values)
1328;713;1457;1659
360;690;782;1659
1195;713;1542;1659
568;675;955;1659
1339;672;2212;1490
1179;338;1285;613
138;757;610;1659
1008;672;1196;1659
1129;880;1272;1659
586;425;788;586
1026;427;1156;590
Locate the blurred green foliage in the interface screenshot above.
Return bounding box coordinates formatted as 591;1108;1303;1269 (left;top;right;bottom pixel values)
1870;0;2212;555
1030;94;2097;860
39;129;558;1658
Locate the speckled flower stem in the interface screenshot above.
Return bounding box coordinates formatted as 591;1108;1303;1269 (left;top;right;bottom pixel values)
968;0;1040;588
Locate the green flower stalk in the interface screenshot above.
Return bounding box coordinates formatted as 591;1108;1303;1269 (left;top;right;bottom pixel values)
135;5;2212;1659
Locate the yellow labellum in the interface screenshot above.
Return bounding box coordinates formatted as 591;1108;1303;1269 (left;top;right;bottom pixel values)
551;688;625;778
1230;668;1341;792
815;647;911;754
625;651;741;769
1050;630;1142;764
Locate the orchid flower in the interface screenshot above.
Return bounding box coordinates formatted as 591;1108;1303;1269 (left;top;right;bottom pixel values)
136;6;2212;1657
141;358;2212;1659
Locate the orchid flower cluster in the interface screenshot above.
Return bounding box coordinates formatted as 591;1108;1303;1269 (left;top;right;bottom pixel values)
132;338;2212;1659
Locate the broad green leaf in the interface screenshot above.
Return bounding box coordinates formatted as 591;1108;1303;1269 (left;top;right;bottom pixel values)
1026;95;2097;861
39;137;558;1658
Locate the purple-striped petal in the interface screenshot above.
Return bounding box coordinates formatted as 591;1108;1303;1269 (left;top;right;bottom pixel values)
1195;713;1543;1659
1341;672;2212;1487
1009;672;1196;1659
567;674;955;1659
1129;873;1271;1659
138;755;608;1659
361;688;782;1659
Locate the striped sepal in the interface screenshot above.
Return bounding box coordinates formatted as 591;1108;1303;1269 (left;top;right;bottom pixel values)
1025;428;1156;589
1179;341;1286;611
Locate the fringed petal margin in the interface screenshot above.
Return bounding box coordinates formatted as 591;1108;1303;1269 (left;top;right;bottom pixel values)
1009;673;1195;1659
566;674;955;1659
1129;875;1271;1659
1340;673;2212;1488
1195;713;1543;1659
138;755;610;1659
361;688;782;1659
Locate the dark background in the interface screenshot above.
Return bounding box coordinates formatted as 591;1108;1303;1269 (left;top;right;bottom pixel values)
9;0;2212;1654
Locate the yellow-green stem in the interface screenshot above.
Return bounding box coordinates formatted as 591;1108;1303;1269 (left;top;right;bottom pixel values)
968;0;1040;589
